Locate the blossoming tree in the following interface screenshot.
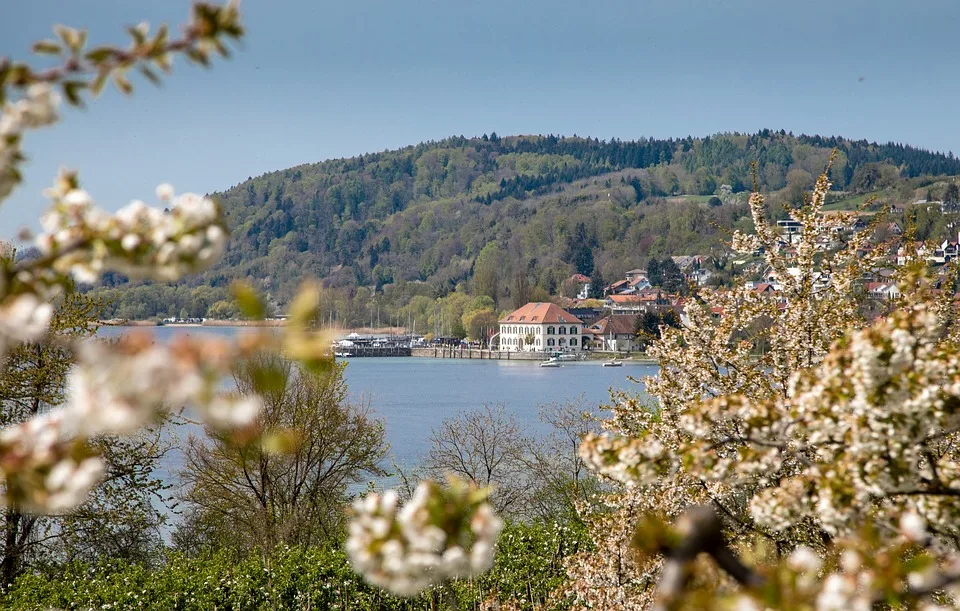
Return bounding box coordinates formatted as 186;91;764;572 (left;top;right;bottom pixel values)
569;166;960;609
0;5;506;605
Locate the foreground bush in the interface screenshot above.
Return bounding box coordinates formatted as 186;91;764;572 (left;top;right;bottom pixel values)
0;521;587;610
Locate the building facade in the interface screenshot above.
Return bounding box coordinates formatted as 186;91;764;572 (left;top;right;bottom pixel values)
498;302;584;352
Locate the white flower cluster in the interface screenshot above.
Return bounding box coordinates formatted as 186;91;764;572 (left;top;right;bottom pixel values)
0;293;54;359
346;481;503;596
0;410;104;513
64;333;262;436
36;179;227;284
0;331;265;514
578;432;668;486
0;84;61;201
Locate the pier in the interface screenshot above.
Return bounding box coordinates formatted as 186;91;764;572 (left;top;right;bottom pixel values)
411;347;555;360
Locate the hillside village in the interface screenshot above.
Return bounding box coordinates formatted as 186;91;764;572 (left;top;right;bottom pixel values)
491;210;959;355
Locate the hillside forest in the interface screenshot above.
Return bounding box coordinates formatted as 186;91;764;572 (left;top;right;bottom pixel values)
82;131;960;332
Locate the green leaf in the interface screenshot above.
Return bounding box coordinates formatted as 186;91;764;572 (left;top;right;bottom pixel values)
230;281;266;320
250;362;286;395
84;47;115;63
151;25;169;53
287;282;320;328
62;81;87;107
90;68;110;96
126;25;146;46
185;48;210;67
54;25;83;53
260;429;303;454
31;40;62;56
112;73;133;95
138;65;161;87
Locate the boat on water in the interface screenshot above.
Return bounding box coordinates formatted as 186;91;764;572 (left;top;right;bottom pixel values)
602;359;623;367
539;358;561;368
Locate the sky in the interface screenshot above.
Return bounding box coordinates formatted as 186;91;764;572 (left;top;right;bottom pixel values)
1;0;959;234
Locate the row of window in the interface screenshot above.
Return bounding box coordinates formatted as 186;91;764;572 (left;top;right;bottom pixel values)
502;325;579;335
502;337;579;347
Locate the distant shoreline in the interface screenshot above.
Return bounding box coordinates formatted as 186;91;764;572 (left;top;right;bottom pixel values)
98;319;286;328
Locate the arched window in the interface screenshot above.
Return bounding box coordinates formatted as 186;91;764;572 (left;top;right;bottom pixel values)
558;326;566;335
536;338;541;346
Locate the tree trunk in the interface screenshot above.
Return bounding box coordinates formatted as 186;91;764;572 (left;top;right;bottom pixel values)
1;510;22;587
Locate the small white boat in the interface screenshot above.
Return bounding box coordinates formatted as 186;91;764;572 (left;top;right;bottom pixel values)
539;358;561;368
557;354;581;361
602;359;623;367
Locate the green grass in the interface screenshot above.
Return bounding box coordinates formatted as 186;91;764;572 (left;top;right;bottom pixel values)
666;194;715;204
823;190;886;211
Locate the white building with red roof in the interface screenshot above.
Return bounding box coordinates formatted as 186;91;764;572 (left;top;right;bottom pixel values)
498;302;584;352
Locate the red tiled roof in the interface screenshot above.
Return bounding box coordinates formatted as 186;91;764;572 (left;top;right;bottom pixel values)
590;314;638;336
570;274;591;283
499;302;583;324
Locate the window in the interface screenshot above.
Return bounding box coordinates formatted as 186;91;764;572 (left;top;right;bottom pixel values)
559;338;566;345
558;326;566;335
547;326;555;335
571;338;578;346
571;326;578;334
547;338;555;347
536;338;541;346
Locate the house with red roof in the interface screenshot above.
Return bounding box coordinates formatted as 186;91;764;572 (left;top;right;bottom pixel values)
498;302;584;352
588;314;642;352
568;273;592;299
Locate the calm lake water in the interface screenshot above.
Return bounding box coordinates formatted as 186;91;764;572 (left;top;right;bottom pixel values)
98;326;656;473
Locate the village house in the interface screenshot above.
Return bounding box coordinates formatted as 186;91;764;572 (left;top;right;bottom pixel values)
777;218;803;245
866;282;902;300
497;302;583;352
606;289;671;314
606;279;630;295
586;314;642;352
568;273;592;299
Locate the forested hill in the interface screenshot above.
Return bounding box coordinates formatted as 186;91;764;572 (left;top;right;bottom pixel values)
92;131;960;321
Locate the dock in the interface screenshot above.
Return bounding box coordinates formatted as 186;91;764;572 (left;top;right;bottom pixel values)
410;347;559;360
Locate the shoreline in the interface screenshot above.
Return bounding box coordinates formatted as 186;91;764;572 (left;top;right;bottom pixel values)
98;319;287;328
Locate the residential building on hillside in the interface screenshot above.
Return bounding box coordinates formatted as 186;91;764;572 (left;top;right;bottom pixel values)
777;218;803;244
587;314;642;352
606;289;670;314
497;302;583;352
569;273;591;299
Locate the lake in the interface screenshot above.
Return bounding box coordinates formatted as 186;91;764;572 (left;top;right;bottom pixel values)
98;326;656;474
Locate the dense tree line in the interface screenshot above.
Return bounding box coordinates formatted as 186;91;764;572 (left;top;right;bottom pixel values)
84;131;960;320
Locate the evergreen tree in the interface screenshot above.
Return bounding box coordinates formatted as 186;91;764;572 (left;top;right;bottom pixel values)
660;258;687;295
647;258;663;287
589;271;606;299
944;183;959;208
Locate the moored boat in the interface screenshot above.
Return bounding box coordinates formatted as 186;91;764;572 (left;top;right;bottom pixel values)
539;358;561;368
602;359;623;367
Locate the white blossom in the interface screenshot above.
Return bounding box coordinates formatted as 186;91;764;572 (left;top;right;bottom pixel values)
346;480;503;596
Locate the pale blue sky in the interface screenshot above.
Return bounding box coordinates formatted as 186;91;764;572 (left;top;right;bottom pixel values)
2;0;958;234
